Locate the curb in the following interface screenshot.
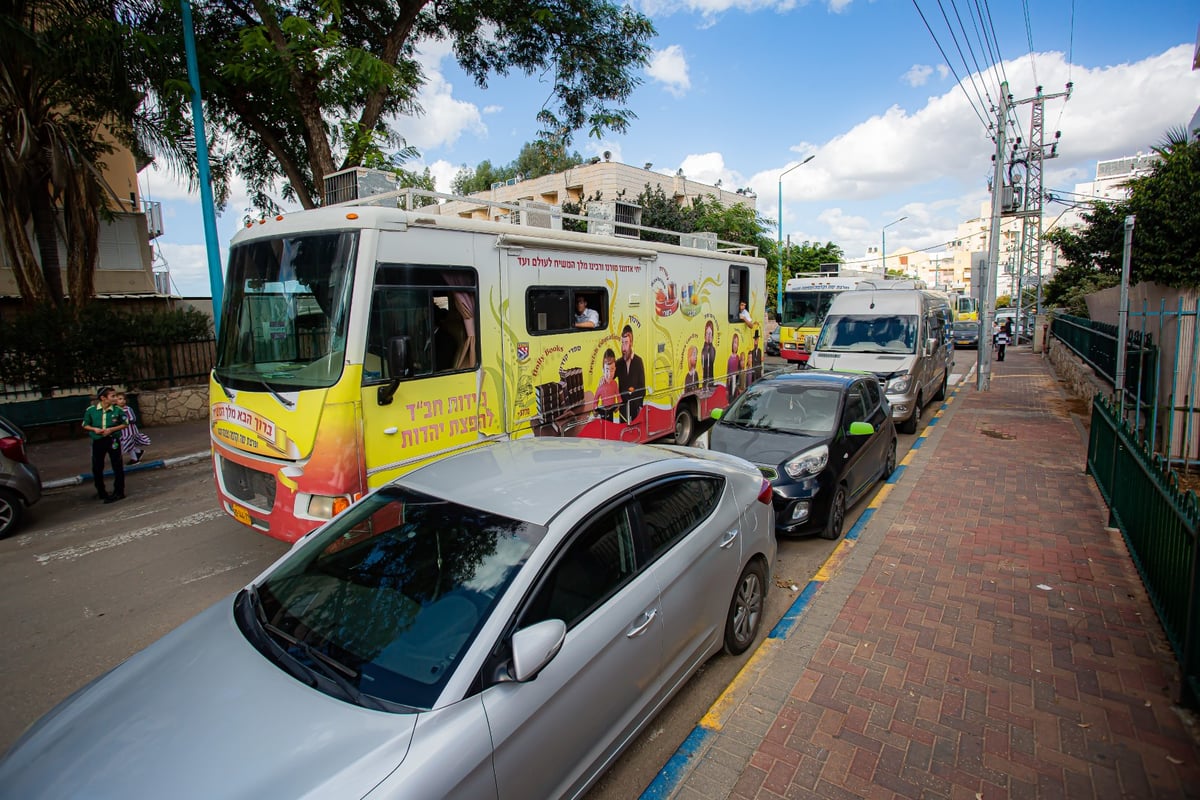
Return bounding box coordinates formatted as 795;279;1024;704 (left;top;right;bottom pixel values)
639;373;968;800
42;450;212;491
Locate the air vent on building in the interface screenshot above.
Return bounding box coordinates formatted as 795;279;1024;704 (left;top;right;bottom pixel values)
516;200;559;230
585;201;641;239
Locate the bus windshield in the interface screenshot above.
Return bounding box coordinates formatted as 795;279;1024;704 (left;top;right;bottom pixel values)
782;291;841;329
215;232;358;392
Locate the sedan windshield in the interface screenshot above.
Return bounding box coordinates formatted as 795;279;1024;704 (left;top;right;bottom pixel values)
248;486;544;709
215;232;357;391
817;314;918;354
725;383;842;435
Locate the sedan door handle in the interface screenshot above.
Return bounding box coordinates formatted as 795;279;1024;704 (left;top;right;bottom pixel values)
626;608;658;638
719;528;738;549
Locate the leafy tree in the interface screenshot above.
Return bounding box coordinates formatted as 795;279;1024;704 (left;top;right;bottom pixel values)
154;0;654;211
0;0;196;309
782;241;845;276
1043;128;1200;312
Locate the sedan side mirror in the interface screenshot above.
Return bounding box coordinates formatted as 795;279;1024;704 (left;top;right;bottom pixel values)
511;619;566;682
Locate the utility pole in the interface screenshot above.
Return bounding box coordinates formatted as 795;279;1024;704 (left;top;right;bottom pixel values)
1115;215;1136;417
1010;83;1072;338
978;82;1008;391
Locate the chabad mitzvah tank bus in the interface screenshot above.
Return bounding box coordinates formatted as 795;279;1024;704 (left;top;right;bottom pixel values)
210;192;767;542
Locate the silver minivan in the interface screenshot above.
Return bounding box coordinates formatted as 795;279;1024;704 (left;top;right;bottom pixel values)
806;282;952;433
0;413;42;537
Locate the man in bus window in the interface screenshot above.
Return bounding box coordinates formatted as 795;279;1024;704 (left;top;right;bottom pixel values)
574;296;599;329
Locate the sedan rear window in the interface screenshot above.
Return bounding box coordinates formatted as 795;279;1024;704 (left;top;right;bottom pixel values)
250;487;544;709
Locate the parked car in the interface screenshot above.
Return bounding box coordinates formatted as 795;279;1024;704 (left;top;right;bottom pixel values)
698;370;896;540
765;327;781;357
949;320;980;349
0;413;42;538
0;439;775;800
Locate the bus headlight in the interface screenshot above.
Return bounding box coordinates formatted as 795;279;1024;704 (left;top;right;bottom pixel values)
308;495;351;519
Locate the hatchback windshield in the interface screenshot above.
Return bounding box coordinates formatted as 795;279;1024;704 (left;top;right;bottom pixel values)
817;314;918;354
248;486;544;709
215;232;358;391
725;383;842;435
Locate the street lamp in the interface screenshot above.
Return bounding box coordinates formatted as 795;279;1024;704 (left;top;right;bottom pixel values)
880;215;907;278
777;155;816;318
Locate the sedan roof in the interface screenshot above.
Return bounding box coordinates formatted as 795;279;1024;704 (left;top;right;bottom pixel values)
396;439;686;526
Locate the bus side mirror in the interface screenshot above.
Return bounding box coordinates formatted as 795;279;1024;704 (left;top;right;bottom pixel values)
378;336;412;406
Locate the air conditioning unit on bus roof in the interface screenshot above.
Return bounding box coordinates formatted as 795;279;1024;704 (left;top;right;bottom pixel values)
586;201;641;239
679;232;718;251
322;167;399;207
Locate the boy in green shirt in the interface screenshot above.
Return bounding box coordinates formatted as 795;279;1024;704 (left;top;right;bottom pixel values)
82;387;128;502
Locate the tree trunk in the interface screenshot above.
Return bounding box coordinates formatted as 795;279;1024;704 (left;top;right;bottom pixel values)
28;188;64;307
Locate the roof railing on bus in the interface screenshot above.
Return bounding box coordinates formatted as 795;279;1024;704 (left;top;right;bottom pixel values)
330;186;760;257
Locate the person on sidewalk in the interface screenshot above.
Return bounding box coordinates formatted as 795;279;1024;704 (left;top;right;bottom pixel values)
82;387;127;503
115;392;151;464
994;323;1011;362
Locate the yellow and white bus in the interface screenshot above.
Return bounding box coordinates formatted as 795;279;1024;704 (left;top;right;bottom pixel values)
209;194;766;542
948;292;979;321
778;274;865;364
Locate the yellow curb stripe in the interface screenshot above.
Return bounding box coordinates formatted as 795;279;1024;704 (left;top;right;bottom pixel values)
813;538;856;582
699;638;781;730
868;482;895;507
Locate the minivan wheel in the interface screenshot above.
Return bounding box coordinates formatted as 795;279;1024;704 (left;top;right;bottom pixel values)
723;560;766;655
821;486;847;540
933;373;947;401
0;488;24;538
674;405;696;446
898;393;921;434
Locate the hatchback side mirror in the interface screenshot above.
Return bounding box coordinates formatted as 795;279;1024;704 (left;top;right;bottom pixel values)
710;408;725;421
847;420;875;437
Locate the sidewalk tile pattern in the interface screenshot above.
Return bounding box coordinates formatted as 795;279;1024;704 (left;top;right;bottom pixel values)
666;352;1200;800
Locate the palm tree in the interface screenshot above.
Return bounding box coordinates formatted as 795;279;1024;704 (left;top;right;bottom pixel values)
0;0;195;310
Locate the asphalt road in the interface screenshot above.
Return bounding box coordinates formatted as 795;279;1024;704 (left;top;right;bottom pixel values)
0;356;964;789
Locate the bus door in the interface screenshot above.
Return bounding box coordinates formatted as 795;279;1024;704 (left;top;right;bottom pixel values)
359;231;493;487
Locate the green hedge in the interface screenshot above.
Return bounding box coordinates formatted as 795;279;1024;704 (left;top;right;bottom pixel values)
0;304;212;396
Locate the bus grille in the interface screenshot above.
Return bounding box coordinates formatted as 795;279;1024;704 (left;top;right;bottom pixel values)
219;456;277;512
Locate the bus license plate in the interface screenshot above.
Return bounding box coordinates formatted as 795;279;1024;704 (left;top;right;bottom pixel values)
231;504;252;526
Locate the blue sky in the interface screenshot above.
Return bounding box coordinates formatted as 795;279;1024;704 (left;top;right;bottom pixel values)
141;0;1200;298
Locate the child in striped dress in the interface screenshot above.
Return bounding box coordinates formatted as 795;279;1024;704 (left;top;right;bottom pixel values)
115;392;152;464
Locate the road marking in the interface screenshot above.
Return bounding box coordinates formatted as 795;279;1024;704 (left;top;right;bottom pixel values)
181;558;256;585
34;509;225;566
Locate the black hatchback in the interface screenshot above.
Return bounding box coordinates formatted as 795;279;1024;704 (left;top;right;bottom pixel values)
699;371;897;539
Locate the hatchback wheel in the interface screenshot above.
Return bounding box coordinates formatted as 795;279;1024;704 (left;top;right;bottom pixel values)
723;560;765;655
821;485;846;540
0;488;24;538
884;438;897;478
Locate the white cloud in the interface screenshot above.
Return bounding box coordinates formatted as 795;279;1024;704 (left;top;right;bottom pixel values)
482;105;503;115
936;64;951;80
648;45;692;97
903;64;934;87
676;152;742;187
733;44;1198;259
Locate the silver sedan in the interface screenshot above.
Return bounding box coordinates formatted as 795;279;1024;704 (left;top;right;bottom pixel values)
1;439;775;800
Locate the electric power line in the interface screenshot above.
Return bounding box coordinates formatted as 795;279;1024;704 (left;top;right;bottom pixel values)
910;0;993;133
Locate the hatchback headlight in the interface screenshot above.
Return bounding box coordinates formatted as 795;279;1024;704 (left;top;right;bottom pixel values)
887;374;912;394
784;445;828;478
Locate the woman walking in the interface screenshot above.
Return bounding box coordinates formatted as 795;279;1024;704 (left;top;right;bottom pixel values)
115;392;151;464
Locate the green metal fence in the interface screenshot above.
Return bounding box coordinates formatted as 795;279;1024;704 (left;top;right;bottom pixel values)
1088;394;1200;708
1052;313;1158;410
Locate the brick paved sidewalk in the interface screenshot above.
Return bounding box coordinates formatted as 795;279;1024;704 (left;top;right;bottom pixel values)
666;346;1200;799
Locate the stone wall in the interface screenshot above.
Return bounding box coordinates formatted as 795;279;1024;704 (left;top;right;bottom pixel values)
1046;335;1108;414
133;384;209;426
